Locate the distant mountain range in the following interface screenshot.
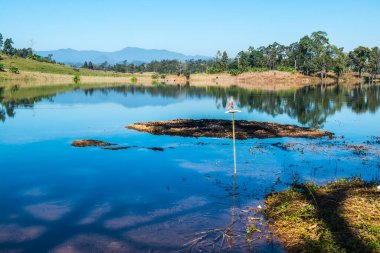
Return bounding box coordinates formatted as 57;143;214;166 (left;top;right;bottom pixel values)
36;47;210;66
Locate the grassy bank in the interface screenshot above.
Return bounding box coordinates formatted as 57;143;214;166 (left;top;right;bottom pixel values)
0;53;367;90
0;54;176;87
0;54;130;77
264;179;380;253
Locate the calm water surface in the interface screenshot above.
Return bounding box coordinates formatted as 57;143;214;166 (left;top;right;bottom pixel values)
0;83;379;252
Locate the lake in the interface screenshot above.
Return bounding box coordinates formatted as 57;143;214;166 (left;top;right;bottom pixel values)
0;83;379;252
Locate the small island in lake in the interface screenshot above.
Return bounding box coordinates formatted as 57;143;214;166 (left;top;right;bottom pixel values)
126;119;333;139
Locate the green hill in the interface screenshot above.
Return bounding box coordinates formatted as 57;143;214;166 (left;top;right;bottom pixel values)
0;54;129;77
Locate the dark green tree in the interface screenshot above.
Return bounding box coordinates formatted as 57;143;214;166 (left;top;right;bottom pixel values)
221;51;229;71
15;48;33;58
99;61;109;70
0;33;3;50
248;46;265;68
236;50;250;69
3;38;14;56
263;42;285;69
285;42;300;70
298;35;316;75
330;46;347;82
348;46;370;77
208;50;226;73
310;31;331;80
368;47;380;82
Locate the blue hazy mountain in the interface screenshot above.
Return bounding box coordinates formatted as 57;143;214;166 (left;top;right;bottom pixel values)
36;47;210;66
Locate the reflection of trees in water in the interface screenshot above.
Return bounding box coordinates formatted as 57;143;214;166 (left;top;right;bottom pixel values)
0;85;49;122
0;100;34;122
0;84;380;128
236;85;347;128
217;84;380;128
0;87;4;122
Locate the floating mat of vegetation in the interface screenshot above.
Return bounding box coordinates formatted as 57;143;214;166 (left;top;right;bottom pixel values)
264;179;380;253
126;119;333;139
71;139;165;151
72;139;114;147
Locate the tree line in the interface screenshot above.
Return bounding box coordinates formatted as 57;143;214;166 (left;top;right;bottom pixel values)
81;31;379;82
81;59;214;77
0;33;57;66
1;31;379;82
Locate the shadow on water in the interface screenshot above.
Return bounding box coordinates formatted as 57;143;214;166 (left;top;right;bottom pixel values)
0;83;380;128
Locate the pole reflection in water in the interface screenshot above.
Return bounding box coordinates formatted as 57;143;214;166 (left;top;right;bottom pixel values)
227;173;238;249
232;173;237;225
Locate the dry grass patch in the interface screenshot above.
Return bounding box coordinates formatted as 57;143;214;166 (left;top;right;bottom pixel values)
264;179;380;253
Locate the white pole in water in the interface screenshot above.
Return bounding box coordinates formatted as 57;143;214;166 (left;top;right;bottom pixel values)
226;97;240;175
232;112;237;175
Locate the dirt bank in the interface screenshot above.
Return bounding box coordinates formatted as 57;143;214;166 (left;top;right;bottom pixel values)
126;119;333;139
1;70;363;91
188;71;337;90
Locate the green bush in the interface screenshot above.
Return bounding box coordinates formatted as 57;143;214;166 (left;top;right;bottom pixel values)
275;66;297;73
207;67;224;74
0;63;4;72
73;74;80;84
9;66;19;74
229;69;244;76
228;67;269;75
152;81;166;86
160;74;166;79
247;67;269;72
151;73;159;79
131;76;137;83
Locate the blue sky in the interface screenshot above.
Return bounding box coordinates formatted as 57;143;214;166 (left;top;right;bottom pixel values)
1;0;379;56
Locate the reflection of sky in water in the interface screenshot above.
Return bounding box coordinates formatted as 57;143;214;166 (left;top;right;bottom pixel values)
0;85;379;252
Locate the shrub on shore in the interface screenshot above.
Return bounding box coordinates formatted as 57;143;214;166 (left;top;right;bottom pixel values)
73;74;80;84
131;76;137;83
228;67;269;76
9;66;19;74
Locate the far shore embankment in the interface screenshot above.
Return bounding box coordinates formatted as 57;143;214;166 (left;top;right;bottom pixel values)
0;70;367;91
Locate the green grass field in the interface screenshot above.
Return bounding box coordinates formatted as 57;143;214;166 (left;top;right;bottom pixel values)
0;54;130;77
